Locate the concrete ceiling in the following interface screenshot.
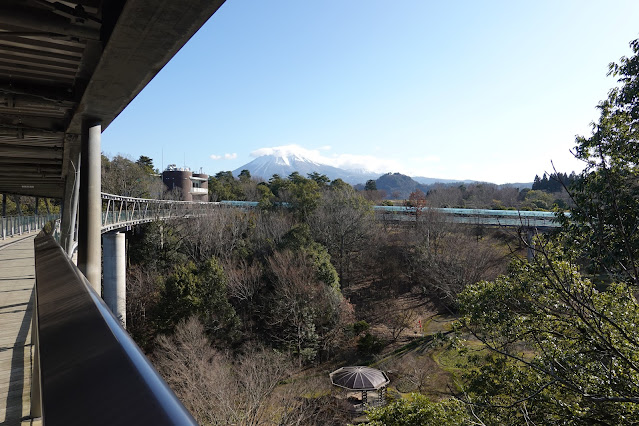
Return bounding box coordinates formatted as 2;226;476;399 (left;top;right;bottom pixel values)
0;0;225;198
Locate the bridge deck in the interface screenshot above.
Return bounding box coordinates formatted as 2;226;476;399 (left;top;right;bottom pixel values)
0;235;40;425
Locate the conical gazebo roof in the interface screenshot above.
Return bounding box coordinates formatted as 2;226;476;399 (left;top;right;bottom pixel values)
330;366;390;391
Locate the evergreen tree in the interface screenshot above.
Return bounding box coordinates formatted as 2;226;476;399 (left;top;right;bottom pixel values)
458;38;639;424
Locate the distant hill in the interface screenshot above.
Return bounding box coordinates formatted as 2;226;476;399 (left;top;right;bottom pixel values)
499;182;533;189
230;152;532;190
370;174;533;199
412;176;474;185
374;172;431;199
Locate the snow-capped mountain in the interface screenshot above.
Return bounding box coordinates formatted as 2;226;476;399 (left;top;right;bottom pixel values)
232;153;380;185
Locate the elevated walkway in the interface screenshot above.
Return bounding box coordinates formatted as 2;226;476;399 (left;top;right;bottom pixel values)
0;234;40;425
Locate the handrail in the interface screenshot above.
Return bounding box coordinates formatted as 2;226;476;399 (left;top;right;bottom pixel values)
33;231;196;425
1;214;59;239
100;192;222;233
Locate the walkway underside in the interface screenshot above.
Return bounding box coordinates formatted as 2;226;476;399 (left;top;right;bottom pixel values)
0;0;226;199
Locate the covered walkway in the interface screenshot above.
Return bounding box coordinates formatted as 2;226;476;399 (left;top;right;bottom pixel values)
0;235;40;425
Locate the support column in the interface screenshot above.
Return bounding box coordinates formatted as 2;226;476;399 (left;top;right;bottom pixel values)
78;121;102;294
60;135;81;257
103;232;126;327
2;193;6;217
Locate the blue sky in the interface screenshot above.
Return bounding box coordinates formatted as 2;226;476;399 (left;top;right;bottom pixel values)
102;1;639;184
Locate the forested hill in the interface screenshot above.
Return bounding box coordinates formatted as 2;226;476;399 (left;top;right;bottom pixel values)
373;172;431;199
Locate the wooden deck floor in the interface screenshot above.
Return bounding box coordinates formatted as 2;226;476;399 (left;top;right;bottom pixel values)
0;234;41;425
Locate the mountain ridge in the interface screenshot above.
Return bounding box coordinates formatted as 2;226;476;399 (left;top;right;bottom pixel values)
231;153;532;189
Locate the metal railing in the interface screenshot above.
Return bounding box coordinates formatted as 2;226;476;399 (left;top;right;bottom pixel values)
215;200;563;229
101;192;222;233
373;205;563;228
32;230;196;425
1;214;59;240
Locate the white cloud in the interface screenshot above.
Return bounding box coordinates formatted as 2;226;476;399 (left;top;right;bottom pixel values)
250;144;406;174
327;153;404;174
250;144;324;162
210;153;237;160
420;155;440;163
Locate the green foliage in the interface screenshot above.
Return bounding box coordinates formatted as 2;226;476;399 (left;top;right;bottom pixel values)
558;46;639;283
0;195;59;216
156;258;240;343
329;178;350;191
375;172;426;200
532;172;576;193
102;154;159;198
459;246;639;423
357;332;385;355
307;172;330;188
238;169;251;183
455;38;639;424
127;222;186;270
365;179;377;191
364;393;470;426
136;155;156;175
352;320;370;335
257;182;275;209
520;189;555;210
280;224;340;290
208;171;245;201
559;41;639;283
518;188;570;211
286;175;321;220
261;248;344;363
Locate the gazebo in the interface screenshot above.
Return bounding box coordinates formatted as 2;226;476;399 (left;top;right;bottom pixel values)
330;366;390;412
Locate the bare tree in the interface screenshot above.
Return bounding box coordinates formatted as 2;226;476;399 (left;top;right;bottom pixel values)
154;317;296;425
102;154;160;198
180;208;251;263
309;187;376;285
249;210;292;256
410;229;507;309
126;264;162;349
225;259;263;303
384;299;418;342
264;250;346;364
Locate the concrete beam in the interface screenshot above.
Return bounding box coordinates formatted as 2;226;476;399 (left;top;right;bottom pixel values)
0;4;100;40
67;0;226;133
0;180;64;198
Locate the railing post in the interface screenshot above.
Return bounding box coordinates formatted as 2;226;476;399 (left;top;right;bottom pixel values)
31;286;42;418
